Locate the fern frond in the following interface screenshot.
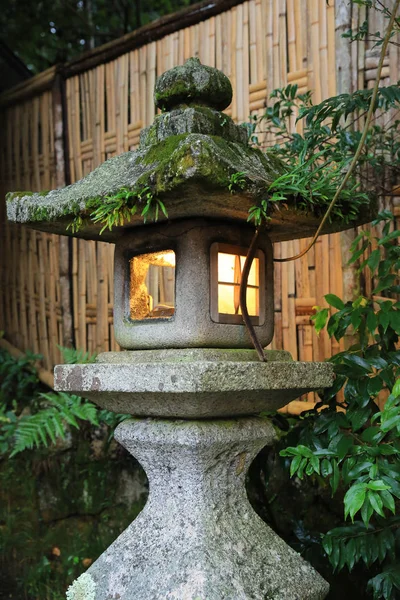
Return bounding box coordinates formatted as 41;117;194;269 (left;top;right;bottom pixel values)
9;393;99;456
57;346;97;364
11;409;64;456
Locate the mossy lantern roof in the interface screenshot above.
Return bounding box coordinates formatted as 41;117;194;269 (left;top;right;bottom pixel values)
7;58;374;243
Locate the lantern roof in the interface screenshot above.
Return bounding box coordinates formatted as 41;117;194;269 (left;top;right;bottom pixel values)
6;58;374;243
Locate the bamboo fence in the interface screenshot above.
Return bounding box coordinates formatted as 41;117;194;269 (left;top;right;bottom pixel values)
0;0;399;389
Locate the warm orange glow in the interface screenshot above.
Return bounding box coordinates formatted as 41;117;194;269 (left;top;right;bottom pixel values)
152;251;176;267
217;252;259;316
130;250;175;320
136;250;176;267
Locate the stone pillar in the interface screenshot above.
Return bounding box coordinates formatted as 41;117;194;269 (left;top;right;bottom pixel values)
67;417;328;600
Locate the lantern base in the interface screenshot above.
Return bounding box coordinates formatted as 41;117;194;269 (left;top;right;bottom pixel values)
68;417;328;600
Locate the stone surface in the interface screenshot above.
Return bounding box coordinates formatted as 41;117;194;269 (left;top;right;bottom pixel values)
83;417;329;600
54;356;333;418
140;106;248;147
154;57;233;111
95;348;294;363
6;58;374;243
113;220;275;351
6;133;285;240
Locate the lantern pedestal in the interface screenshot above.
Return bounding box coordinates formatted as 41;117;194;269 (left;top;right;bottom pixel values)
69;417;328;600
54;349;333;418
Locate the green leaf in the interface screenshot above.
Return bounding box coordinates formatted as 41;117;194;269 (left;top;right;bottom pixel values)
157;199;168;218
367;490;385;517
361;426;383;443
380;476;400;499
309;455;320;474
337;435;354;459
344;484;367;521
368;357;388;370
349;407;371;431
379;311;390;333
361;497;374;527
367;480;391;491
331;459;340;495
325;294;345;310
369;463;378;479
343;354;372;373
373;275;396;294
347;461;372;480
321;458;333;477
294;444;314;458
366;310;378;334
290;454;302;477
297;457;308;479
322;533;333;555
366;249;381;272
378;230;400;245
313;308;329;334
380;490;395;514
390;310;400;334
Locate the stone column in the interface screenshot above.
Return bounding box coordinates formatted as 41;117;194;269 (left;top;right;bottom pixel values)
67;417;328;600
58;350;332;599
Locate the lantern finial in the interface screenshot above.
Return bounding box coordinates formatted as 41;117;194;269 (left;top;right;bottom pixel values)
154;57;233;112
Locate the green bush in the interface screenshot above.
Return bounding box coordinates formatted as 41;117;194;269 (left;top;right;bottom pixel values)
279;212;400;599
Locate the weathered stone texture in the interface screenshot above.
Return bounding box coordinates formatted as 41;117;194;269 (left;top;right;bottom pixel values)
84;417;329;600
154;57;233;111
113;220;275;351
54;355;333;418
6;132;283;237
95;348;294;363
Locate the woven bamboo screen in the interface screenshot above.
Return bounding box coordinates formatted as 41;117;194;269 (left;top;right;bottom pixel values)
0;0;399;378
0;90;65;369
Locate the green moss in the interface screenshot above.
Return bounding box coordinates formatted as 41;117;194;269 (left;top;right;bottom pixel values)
6;190;49;202
154;80;189;107
154;58;232;111
141;133;188;166
63;132;283;233
31;206;53;221
140;134;256;195
25;199;82;223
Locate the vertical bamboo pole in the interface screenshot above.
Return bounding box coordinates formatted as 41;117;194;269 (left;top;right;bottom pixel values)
336;0;360;311
286;0;296;73
52;74;73;349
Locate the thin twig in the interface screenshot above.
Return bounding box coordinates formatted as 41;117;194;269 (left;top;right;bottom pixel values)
239;227;267;361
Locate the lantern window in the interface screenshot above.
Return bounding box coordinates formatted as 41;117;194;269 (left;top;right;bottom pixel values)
210;243;265;325
129;250;176;321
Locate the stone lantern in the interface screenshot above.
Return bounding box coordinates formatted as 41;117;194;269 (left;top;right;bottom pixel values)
6;58;342;599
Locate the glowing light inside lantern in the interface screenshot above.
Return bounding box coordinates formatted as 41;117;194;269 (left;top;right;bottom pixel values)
217;252;260;316
130;250;175;320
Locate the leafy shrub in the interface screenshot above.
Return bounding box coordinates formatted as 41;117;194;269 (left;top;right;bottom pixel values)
280;212;400;599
